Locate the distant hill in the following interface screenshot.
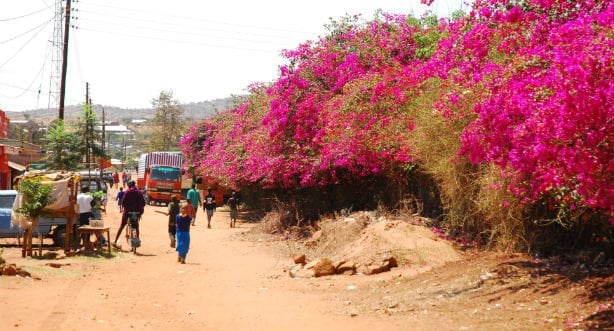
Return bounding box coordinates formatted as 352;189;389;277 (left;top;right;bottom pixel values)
4;97;239;123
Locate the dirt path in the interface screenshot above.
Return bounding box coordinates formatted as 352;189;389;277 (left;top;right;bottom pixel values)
0;189;406;331
1;186;612;330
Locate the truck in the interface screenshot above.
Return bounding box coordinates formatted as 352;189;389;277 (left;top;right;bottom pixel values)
137;152;183;205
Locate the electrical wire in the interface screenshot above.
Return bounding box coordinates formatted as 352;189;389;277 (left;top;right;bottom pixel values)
0;18;54;45
77;26;283;53
69;27;85;97
0;5;51;22
9;43;52;99
0;17;54;70
79;1;316;35
79;16;294;48
77;9;313;42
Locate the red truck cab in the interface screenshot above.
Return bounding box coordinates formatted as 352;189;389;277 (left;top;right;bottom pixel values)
137;152;183;205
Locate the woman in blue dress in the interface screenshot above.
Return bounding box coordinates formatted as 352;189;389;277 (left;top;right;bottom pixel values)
175;203;192;264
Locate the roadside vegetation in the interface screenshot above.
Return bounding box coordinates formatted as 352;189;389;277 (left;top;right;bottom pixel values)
180;0;613;256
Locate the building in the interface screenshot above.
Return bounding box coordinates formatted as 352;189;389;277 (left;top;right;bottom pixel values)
0;109;45;189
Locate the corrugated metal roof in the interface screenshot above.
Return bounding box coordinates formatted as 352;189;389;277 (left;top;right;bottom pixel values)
8;161;26;171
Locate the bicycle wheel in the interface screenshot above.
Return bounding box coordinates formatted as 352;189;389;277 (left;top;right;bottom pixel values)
131;227;138;254
125;223;131;246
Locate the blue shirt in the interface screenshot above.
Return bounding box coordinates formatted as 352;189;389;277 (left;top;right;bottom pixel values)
176;214;192;232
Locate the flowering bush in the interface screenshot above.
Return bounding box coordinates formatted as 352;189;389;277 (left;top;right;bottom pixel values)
181;0;614;239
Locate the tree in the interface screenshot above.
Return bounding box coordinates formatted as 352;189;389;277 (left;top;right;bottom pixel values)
150;90;185;151
43;119;80;170
15;176;54;256
75;103;106;168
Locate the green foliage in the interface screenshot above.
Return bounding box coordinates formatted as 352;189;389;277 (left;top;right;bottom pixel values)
76;103;106;165
150;90;185;151
451;9;467;20
414;30;443;60
43;119;80;170
88;190;106;209
16;177;55;219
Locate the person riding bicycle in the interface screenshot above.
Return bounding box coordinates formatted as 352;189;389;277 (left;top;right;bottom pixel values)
113;180;146;247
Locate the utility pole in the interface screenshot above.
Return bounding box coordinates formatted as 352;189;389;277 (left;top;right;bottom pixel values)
85;82;91;178
58;0;72;120
102;107;106;154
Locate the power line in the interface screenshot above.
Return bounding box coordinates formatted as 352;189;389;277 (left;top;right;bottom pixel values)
0;17;54;70
79;1;317;35
0;5;51;22
77;26;284;53
79;16;294;48
77;8;313;43
10;42;53;99
0;18;54;45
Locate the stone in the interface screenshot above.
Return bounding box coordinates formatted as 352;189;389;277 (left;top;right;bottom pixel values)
312;258;336;277
293;253;306;265
2;264;17;276
382;256;398;269
367;265;385;275
333;259;346;269
304;258;321;270
336;261;357;275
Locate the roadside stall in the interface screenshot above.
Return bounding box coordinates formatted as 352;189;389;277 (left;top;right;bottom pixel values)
11;171;80;257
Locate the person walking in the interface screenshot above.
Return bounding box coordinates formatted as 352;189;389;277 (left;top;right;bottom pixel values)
167;195;180;248
186;184;201;226
175;203;192;264
115;187;125;212
112;171;120;189
203;188;216;229
227;190;240;228
122;171;128;188
113;180;146;247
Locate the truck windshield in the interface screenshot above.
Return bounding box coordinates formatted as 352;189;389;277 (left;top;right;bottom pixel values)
151;166;180;181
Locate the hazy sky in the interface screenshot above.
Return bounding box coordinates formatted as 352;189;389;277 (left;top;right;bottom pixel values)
0;0;466;112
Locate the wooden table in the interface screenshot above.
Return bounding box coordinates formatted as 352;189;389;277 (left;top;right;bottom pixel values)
77;225;111;255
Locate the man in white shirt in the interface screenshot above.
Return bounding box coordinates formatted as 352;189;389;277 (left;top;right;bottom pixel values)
77;186;107;247
77;187;93;226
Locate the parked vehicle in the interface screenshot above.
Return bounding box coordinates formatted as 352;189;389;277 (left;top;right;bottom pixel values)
137;152;183;205
0;190;22;239
0;190;77;247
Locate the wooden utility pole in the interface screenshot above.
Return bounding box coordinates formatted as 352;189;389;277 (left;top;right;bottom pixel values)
58;0;72;120
85;82;91;179
102;107;106;154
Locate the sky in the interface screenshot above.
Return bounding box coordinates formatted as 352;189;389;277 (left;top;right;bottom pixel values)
0;0;467;112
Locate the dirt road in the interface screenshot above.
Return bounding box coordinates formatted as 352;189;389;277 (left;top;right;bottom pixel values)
0;190;407;331
1;186;612;330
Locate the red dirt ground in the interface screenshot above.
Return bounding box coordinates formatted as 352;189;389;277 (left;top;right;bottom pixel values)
0;185;612;331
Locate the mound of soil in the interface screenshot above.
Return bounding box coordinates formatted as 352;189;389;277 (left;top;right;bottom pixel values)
290;212;460;275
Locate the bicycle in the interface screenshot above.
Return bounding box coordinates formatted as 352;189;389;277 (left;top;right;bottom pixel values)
125;212;141;254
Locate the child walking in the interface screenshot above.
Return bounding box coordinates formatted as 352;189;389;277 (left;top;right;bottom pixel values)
167;195;180;248
175;203;192;264
115;187;125;212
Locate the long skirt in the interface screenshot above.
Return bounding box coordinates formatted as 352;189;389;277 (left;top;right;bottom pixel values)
176;231;190;258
